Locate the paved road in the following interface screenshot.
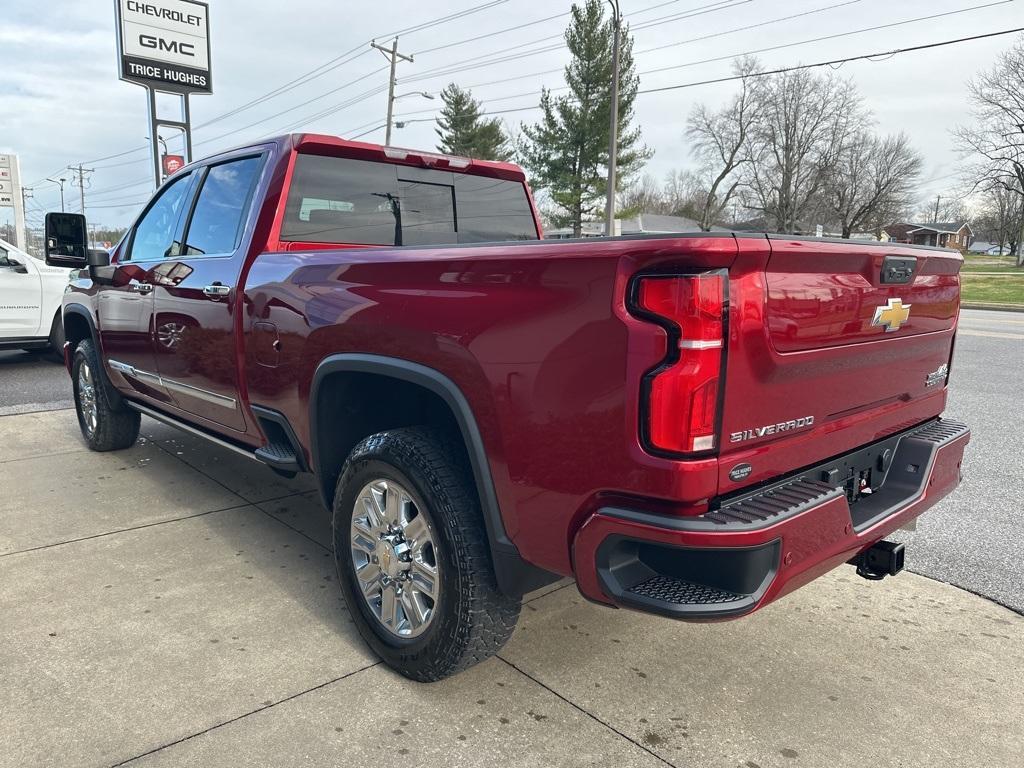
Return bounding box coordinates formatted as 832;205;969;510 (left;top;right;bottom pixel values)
0;309;1020;610
0;349;71;415
893;309;1024;613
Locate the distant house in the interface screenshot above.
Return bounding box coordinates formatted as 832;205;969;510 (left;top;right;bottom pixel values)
886;221;972;250
968;240;1010;255
544;213;729;238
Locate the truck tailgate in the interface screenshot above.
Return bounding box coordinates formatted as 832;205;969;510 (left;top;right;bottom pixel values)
717;235;961;492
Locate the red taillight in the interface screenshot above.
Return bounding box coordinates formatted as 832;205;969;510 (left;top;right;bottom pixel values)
634;272;726;455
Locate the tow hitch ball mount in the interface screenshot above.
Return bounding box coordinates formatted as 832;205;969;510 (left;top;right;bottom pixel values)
850;540;905;581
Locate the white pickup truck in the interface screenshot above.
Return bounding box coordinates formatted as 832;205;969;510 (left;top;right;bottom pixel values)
0;237;72;357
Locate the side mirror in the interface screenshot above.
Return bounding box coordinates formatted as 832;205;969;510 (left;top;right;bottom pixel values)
44;212;89;268
2;256;29;274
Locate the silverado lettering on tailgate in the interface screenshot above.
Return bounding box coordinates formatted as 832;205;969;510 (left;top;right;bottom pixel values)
730;416;815;444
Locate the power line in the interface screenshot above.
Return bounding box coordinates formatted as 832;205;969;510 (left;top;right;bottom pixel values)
407;0;709;57
49;0;754;181
74;2;516;169
412;11;569;56
403;0;752;84
637;0;1015;80
379;0;511;39
634;0;864;57
188;1;1019;156
193;47;372;129
407;0;1012;92
637;25;1024;94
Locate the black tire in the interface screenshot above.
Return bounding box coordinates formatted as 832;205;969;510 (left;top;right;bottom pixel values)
333;427;520;682
46;311;65;362
71;339;141;451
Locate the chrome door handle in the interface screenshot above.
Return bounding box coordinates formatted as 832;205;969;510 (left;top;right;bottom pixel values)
130;281;153;294
202;284;231;297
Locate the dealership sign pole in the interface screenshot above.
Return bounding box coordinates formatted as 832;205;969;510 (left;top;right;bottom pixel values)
0;154;27;251
114;0;212;188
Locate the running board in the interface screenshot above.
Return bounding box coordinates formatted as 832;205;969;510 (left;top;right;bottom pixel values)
125;401;302;474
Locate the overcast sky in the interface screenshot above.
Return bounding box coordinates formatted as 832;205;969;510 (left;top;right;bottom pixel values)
2;0;1020;231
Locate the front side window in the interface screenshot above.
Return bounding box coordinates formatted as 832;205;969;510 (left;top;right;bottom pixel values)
281;154;538;246
127;172;193;261
182;156;263;256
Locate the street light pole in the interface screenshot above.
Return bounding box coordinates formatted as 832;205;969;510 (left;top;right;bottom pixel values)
371;38;414;145
46;177;66;213
604;0;622;237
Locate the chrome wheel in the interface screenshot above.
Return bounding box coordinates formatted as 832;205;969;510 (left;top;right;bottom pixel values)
350;479;440;639
77;361;98;437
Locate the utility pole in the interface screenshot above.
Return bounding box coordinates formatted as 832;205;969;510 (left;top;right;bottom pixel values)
604;0;622;236
68;164;95;219
933;194;941;223
371;37;414;145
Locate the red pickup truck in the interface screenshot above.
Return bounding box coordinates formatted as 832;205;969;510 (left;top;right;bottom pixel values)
44;134;969;681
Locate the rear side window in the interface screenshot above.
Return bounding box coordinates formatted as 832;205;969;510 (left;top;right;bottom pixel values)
183;156;263;256
281;154;537;246
455;174;538;242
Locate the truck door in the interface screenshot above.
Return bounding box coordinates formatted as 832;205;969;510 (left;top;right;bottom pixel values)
100;171;195;405
0;242;42;338
150;154;264;433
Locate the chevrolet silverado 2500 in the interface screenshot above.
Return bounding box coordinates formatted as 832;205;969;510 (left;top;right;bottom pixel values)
44;134;970;681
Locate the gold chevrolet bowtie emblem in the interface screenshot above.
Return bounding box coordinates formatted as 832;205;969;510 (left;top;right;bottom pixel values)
871;298;911;333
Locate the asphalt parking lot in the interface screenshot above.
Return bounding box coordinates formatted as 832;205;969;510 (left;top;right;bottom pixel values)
0;308;1022;767
891;309;1024;612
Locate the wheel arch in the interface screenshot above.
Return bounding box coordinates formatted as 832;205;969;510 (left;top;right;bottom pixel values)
63;303;126;407
309;353;556;597
62;303;94;352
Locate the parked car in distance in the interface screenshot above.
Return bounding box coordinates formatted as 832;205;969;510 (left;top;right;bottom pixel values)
0;237;72;356
45;134;970;681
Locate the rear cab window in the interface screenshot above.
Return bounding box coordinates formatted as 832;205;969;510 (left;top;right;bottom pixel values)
280;154;538;246
183;155;263;257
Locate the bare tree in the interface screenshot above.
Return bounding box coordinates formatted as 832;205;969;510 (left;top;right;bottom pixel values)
744;68;866;232
973;185;1023;253
953;34;1024;264
661;169;706;219
685;57;759;231
828;131;923;238
617;173;667;217
915;191;970;225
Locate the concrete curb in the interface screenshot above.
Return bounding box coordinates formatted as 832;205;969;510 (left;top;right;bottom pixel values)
961;301;1024;312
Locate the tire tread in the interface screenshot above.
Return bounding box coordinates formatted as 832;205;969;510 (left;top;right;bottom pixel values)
73;339;140;451
334;427;520;681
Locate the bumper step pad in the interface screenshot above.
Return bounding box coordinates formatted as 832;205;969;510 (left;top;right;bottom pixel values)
628;574;745;606
707;478;841;526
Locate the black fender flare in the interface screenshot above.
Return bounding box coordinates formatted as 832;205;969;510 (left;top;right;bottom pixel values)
309;353;557;598
63;303;126;408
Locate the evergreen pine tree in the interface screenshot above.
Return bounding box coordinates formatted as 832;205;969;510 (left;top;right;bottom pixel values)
519;0;649;235
435;83;510;160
